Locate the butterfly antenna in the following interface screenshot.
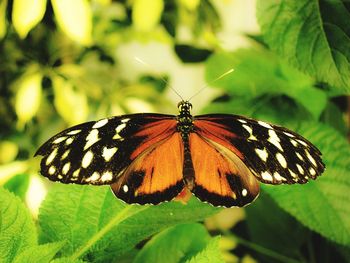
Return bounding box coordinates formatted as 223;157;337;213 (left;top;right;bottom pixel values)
188;68;234;101
134;56;184;101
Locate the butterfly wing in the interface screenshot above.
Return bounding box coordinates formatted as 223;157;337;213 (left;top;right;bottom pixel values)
35;113;184;204
194;114;325;185
188;133;260;207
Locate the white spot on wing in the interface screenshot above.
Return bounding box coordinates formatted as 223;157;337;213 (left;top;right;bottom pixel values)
238;119;247;124
84;129;100;150
53;136;67;144
46;148;58;165
309;167;316;176
93;119;108;129
255;148;268;162
296;164;304;174
49;166;56;175
305;151;317;166
73;168;80;178
284;131;294;137
101;171;113;182
273;172;284;182
61;149;70;160
113;123;127;140
243;124;258;140
62;162;71;175
297;139;308;147
123;185;129;192
242;188;247;196
121;118;130;123
258;121;273;129
289;169;297;178
276;153;287;168
261;171;273;181
67;130;81;135
296;152;303;160
102;147;118;162
268;129;283;152
66;137;74;145
291;139;298;147
82;151;94;168
86;172;100;182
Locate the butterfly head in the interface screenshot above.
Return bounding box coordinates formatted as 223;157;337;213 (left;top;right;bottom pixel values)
177;101;192;115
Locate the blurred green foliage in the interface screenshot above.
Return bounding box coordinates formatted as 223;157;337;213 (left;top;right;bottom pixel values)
0;0;349;262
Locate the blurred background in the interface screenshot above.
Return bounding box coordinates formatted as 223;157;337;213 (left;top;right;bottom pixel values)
0;0;349;262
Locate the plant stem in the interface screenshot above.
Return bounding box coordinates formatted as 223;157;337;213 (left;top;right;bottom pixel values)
70;205;149;260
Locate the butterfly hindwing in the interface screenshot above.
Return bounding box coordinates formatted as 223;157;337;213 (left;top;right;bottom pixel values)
194;114;325;185
189;133;260;207
110;132;185;204
35;113;177;188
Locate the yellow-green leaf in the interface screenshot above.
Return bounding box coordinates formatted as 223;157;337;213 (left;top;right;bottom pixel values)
52;75;88;125
14;71;42;126
0;0;7;39
179;0;200;11
132;0;164;32
12;0;47;38
51;0;92;45
0;141;18;164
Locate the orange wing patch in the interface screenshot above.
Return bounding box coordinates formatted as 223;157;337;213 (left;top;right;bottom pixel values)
111;132;184;205
189;133;259;207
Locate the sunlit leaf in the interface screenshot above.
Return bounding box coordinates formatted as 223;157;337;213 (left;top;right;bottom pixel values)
14;71;43;127
0;140;18;164
263;123;350;246
12;242;65;263
186;237;224;263
39;184;219;262
12;0;47;38
205;49;327;119
134;224;210;263
257;0;350;93
179;0;200;11
4;173;30;200
132;0;164;32
0;0;7;39
51;0;92;45
52;75;88;125
0;187;37;263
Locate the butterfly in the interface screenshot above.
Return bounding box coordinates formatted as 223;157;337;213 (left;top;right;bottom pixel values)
35;101;325;207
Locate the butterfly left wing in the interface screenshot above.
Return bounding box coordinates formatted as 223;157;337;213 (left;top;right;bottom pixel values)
194;114;325;185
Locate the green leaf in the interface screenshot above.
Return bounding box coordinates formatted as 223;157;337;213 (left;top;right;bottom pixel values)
0;187;37;263
205;49;327;119
185;237;224;263
12;241;65;263
246;192;308;261
51;258;86;263
134;223;210;263
12;0;47;38
4;173;30;200
257;0;350;93
132;0;164;32
51;0;92;45
39;184;219;262
0;0;7;39
263;122;350;246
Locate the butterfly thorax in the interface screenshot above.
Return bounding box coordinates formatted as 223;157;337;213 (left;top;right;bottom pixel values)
176;101;194;139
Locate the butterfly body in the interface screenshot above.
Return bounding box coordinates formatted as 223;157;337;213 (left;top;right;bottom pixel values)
35;101;325;207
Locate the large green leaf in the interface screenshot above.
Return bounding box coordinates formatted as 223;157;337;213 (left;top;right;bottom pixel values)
0;187;37;263
134;223;210;263
246;192;308;262
263;122;350;246
257;0;350;94
205;49;327;119
39;184;219;262
12;242;64;263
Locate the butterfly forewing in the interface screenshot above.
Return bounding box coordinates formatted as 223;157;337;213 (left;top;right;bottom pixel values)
35;113;177;187
194;114;325;186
